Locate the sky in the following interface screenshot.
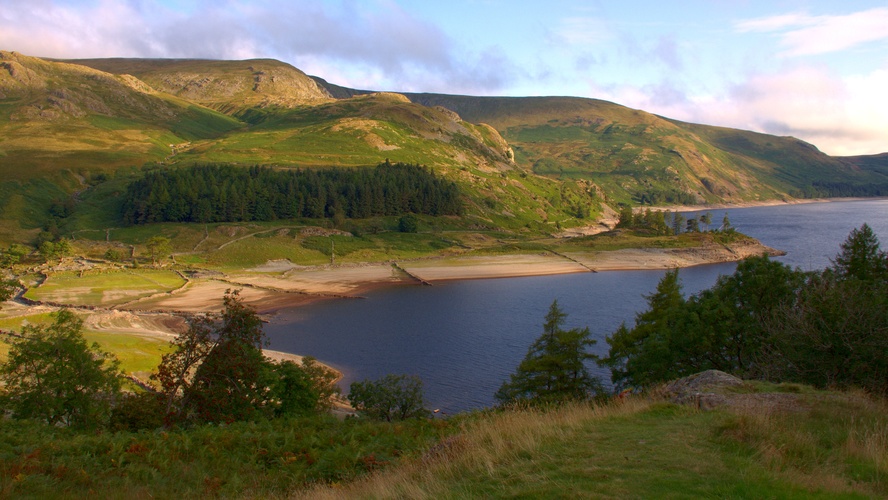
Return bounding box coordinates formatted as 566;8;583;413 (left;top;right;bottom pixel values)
2;0;887;156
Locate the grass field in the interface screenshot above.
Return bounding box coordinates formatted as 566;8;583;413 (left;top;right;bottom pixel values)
0;312;170;379
23;269;186;307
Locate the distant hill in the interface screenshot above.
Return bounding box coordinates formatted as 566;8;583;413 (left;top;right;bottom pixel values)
1;51;886;244
67;57;333;113
396;93;888;204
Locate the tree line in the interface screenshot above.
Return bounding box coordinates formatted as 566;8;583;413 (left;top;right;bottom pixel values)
497;223;888;405
616;206;729;235
122;161;463;225
602;223;888;395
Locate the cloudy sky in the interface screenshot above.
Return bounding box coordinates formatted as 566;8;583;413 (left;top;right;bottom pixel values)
2;0;887;156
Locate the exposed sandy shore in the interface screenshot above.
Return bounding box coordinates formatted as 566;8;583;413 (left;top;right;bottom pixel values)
127;241;781;310
400;240;782;282
565;239;784;271
9;240;782;317
635;196;886;213
400;253;590;282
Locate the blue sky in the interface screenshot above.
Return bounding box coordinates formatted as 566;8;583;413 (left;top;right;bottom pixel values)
2;0;887;156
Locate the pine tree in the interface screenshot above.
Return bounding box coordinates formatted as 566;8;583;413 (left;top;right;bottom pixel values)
602;269;685;389
831;223;888;282
496;300;603;405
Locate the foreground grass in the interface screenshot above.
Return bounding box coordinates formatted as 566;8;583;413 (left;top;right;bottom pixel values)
301;391;888;499
0;383;885;498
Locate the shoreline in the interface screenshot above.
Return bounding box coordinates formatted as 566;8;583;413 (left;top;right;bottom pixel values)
5;239;784;318
636;196;888;213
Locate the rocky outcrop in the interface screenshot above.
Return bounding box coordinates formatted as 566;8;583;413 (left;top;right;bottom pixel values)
661;370;743;409
661;370;809;414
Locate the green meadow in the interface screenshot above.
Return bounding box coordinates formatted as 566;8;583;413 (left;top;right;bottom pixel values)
23;269;186;308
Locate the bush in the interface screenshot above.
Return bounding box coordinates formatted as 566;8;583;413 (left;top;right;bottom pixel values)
0;310;123;429
109;391;166;432
348;374;429;421
398;214;419;233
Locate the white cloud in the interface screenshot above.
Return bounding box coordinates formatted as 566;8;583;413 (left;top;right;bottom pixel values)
586;65;888;156
707;66;888;156
735;8;888;57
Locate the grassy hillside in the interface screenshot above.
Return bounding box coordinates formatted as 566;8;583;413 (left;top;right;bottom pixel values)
400;93;888;205
3;53;611;246
302;385;888;499
0;51;244;241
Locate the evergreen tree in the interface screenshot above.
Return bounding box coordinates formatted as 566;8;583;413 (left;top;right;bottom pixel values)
672;213;685;234
616;206;634;228
602;269;685;389
496;300;603;404
830;223;887;282
122;162;462;225
721;212;732;231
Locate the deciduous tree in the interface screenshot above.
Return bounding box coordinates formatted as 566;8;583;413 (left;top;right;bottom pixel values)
152;291;338;425
145;236;172;265
0;310;122;428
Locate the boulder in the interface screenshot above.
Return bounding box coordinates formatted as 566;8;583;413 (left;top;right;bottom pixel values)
661;370;743;409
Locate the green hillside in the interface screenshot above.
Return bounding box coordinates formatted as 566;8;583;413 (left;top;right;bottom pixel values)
400;93;888;205
0;51;245;241
2;53;586;244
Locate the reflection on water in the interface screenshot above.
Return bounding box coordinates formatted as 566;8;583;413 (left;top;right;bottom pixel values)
265;199;888;412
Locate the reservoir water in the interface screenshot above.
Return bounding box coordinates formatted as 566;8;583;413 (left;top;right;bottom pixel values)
265;199;888;412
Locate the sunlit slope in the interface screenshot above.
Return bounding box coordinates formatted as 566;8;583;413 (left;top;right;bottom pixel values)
176;91;513;168
0;51;243;240
67;57;333;114
1;54;594;243
0;51;242;178
401;93;884;204
3;53;885;246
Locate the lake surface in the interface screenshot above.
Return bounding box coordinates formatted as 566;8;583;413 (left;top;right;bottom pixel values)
265;199;888;412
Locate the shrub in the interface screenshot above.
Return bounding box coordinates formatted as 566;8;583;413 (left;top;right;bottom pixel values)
348;374;429;421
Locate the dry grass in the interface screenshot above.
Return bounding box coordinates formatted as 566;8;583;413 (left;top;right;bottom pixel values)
716;390;888;497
